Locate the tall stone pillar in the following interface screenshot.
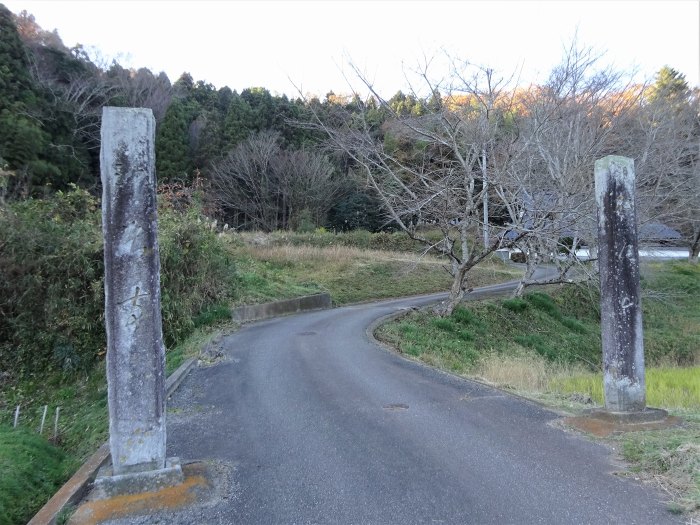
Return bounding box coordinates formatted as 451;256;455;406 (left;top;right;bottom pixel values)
594;155;646;412
98;108;182;495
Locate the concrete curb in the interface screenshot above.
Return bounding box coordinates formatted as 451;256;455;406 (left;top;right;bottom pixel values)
231;292;332;323
27;442;111;525
165;357;197;397
28;357;197;525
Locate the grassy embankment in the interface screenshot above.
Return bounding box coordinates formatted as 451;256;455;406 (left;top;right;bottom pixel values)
0;191;518;525
377;261;700;514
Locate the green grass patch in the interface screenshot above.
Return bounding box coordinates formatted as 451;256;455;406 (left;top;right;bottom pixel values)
0;368;109;466
192;303;232;329
452;306;479;325
514;334;559;361
431;318;456;331
526;292;563;320
239;228;444;253
379;262;700;376
0;321;232;524
378;285;602;369
0;426;77;525
641;262;700;366
560;317;587;334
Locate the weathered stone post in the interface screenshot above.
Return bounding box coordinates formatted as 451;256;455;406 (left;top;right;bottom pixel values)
96;107;182;497
594;156;646;412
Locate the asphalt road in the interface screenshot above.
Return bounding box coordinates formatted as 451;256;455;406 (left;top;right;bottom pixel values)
162;284;678;524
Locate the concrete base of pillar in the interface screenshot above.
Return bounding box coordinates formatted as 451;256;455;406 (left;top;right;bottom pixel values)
91;457;184;500
563;407;680;437
587;407;668;423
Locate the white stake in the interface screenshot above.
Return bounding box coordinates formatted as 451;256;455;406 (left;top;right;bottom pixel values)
13;405;20;428
53;406;61;439
39;405;48;434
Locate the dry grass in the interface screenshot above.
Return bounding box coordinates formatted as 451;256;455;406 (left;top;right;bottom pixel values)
620;426;700;515
241;243;446;266
471;353;700;411
471;352;591;396
232;237;520;306
472;352;551;392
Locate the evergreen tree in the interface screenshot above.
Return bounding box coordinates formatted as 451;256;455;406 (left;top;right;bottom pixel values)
327;190;385;232
241;87;275;130
223;92;255;148
649;66;690;103
216;86;233;114
173;71;194;96
0;5;65;192
189;110;223;170
191;80;217;110
156;99;195;181
0;4;34;110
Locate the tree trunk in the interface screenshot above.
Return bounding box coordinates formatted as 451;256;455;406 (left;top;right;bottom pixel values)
513;245;542;297
482;147;489;249
435;264;468;316
689;230;700;264
513;258;537;297
690;244;699;264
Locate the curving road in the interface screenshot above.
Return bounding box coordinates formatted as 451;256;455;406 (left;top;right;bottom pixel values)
165;284;677;524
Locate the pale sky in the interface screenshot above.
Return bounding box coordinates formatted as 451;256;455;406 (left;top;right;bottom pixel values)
3;0;700;97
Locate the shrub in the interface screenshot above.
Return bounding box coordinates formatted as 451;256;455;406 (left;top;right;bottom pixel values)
502;298;529;313
451;306;478;325
0;188;237;378
295;208;315;233
510;252;527;263
192;303;232;329
0;187;104;376
158;205;237;346
525;292;562;320
431;318;455;332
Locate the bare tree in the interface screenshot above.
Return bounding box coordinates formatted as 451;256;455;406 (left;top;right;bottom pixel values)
621;84;700;262
280;148;346;229
497;43;641;295
210;131;280;231
307;45;694;313
209;131;343;231
22;43;118;153
107;65;173;123
50;72;117;148
305;60;526;315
